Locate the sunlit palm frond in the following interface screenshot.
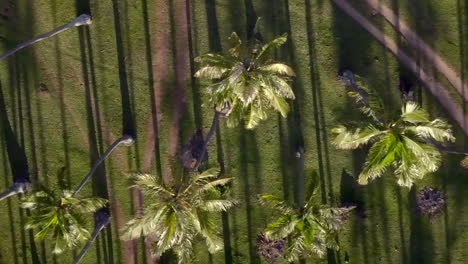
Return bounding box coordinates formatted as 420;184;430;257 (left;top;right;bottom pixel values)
245;103;267;129
194;53;236;69
258;63;295;77
268;75;295;99
263;88;290;117
258;194;295;214
130;173;175;198
255;33;288;61
404;119;455;143
332;125;386;150
194;66;230;80
400;101;430;123
358;133;398;185
264;214;300;240
200;199;238;212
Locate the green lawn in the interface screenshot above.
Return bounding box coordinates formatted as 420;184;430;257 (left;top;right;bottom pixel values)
0;0;467;263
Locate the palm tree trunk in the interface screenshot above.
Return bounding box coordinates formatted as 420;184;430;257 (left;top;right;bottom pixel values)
73;209;111;264
0;14;91;60
424;138;468;155
73;135;134;195
193;111;220;171
0;181;30;201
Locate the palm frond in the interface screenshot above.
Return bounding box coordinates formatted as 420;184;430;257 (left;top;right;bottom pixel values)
258;194;295;214
194;53;236;69
200;199;238;212
264;214;300;240
194;66;229;80
400;101;430;123
263;88;290;117
255;33;288;61
358;133;398;185
268;75;295;99
332;125;386;150
130;173;175;198
404;119;455;143
245;104;267;129
259;63;295;76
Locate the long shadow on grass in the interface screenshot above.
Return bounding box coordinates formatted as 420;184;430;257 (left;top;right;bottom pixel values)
8;57;34;264
238;129;261;264
0;82;28;264
204;1;235;262
51;0;72;189
77;26;112;264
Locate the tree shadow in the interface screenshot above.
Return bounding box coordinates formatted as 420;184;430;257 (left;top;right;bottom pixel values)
0;82;27;264
238;129;261;264
204;1;234;262
77;25;113;264
408;187;435;264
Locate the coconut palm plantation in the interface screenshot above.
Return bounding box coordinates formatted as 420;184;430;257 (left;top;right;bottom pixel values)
0;0;467;263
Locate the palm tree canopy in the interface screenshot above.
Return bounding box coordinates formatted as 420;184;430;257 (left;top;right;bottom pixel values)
332;79;455;187
21;189;107;254
121;168;238;263
259;192;353;262
194;33;295;129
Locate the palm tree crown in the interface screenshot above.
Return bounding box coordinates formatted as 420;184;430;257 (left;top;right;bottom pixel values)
122;168;237;263
332;75;455;187
259;193;353;262
21;189;107;254
194;33;295;129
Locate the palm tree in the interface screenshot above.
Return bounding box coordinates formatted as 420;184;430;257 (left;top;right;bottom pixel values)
0;13;92;60
21;188;107;254
259;192;354;262
194;32;295;129
333;70;455;187
122;168;237;263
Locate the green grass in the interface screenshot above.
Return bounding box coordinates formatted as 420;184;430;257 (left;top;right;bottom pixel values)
0;0;467;263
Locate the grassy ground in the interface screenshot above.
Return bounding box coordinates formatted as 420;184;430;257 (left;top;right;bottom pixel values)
0;0;467;263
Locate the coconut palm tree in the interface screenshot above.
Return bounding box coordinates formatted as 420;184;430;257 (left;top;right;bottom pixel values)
194;32;295;129
259;191;353;262
122;168;237;263
21;188;107;254
0;13;92;60
333;71;455;187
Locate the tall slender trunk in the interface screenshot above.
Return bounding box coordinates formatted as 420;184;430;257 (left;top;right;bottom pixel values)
0;181;30;201
72;135;134;195
73;209;111;264
193;111;220;171
0;14;91;60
